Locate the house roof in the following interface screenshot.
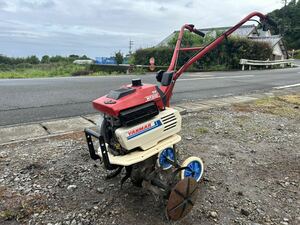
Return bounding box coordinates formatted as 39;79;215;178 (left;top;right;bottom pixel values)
157;25;257;46
156;25;287;58
249;35;282;47
157;31;177;47
200;24;257;37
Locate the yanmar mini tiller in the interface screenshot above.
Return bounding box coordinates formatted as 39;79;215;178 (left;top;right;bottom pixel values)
84;12;276;220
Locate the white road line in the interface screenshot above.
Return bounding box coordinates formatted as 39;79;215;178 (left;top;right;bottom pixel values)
179;75;254;81
273;83;300;89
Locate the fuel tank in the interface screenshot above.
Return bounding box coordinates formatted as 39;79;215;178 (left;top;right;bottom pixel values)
92;80;165;117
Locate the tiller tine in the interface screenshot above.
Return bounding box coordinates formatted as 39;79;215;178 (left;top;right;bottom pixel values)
121;166;132;188
105;166;123;180
166;177;199;221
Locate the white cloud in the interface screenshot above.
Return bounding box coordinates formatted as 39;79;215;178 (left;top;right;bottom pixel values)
0;0;283;57
0;0;55;12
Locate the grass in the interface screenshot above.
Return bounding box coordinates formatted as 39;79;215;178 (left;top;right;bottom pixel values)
277;95;300;105
0;63;144;79
131;67;147;75
0;210;16;221
206;64;228;71
196;127;209;135
0;63;88;79
233;94;300;119
89;71;123;76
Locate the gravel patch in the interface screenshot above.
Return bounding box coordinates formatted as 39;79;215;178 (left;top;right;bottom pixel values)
0;97;299;225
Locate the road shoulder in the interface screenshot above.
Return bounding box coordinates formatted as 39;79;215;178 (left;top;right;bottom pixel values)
0;87;300;145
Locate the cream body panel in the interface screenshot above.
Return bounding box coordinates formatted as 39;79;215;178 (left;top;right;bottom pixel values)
115;107;182;151
97;134;181;166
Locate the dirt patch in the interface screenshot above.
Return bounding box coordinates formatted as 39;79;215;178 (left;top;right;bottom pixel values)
0;95;299;225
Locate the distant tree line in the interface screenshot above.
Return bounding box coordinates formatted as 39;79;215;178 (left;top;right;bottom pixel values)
0;54;90;65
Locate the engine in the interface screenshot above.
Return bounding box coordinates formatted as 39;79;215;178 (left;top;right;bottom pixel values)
93;78;181;156
101;106;181;155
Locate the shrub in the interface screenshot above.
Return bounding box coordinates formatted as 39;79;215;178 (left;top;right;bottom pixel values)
90;64;129;74
294;49;300;59
71;70;91;76
134;47;173;66
132;37;272;71
15;63;34;69
0;64;12;71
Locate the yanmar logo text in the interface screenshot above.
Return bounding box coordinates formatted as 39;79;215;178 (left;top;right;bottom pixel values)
127;120;162;140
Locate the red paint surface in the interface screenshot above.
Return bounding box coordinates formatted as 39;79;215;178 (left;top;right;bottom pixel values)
92;84;164;117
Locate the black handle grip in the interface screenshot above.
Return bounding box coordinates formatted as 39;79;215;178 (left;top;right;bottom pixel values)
193;29;205;37
187;24;195;29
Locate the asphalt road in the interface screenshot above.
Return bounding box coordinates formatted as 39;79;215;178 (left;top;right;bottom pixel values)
1;65;300;126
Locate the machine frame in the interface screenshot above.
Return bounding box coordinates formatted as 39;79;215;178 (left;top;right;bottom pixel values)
84;11;277;221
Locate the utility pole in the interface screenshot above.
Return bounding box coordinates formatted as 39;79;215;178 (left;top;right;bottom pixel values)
283;0;287;7
129;40;134;55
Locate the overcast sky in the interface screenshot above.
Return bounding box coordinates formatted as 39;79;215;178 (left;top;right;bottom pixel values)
0;0;283;58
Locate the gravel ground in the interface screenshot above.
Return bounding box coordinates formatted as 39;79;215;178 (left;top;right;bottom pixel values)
0;95;299;225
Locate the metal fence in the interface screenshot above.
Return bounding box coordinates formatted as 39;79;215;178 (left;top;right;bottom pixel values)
240;59;295;70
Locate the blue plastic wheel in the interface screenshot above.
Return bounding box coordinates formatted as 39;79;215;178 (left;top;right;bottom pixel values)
157;147;176;170
181;157;204;182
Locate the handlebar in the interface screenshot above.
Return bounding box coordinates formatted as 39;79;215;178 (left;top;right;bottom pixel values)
161;11;275;107
193;29;205;37
185;24;206;37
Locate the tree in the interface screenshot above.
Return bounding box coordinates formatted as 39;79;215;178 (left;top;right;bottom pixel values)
168;31;201;47
268;0;300;49
41;55;50;63
115;51;124;64
167;31;216;48
49;55;65;63
80;55;89;59
69;54;79;59
26;55;40;64
0;55;12;64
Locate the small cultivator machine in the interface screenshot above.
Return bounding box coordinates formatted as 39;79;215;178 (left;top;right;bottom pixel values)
84;12;276;220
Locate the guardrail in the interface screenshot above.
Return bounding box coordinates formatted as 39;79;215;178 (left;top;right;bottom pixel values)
240;59;295;71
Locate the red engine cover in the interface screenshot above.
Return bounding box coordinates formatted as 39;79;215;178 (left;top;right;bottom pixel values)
92;84;164;117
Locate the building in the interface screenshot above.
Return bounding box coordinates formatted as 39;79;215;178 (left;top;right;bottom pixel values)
157;25;288;60
73;59;94;65
95;57;116;65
